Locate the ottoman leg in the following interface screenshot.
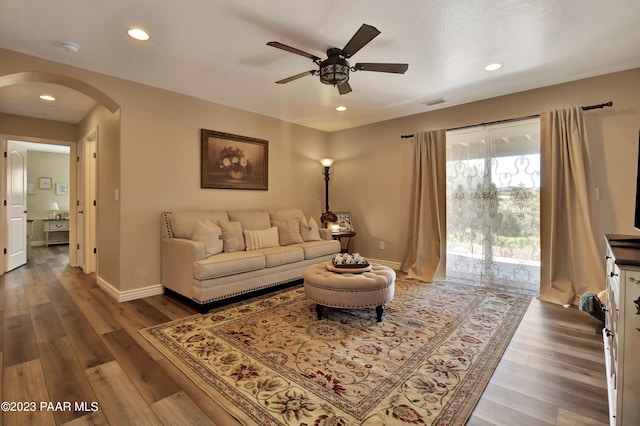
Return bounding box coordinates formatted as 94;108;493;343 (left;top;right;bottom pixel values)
376;305;384;322
316;304;324;320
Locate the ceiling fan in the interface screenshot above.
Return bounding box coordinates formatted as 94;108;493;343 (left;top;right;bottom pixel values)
267;24;409;95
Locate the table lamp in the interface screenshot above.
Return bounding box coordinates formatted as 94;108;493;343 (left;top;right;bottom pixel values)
48;202;60;219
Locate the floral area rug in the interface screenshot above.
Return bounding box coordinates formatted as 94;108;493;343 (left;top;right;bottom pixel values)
141;277;531;425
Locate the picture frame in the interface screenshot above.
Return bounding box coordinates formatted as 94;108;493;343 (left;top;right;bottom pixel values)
334;212;353;231
55;183;69;195
39;177;52;190
201;129;268;190
27;183;34;195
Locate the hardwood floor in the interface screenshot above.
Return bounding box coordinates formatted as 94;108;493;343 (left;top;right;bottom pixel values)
1;246;608;425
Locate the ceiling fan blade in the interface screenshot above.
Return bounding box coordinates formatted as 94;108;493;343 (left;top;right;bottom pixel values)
354;63;409;74
337;81;352;95
275;71;315;84
267;41;321;61
341;24;381;58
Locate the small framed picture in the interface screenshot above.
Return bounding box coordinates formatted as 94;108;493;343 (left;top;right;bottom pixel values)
335;212;353;231
39;177;52;189
27;183;34;194
55;183;68;195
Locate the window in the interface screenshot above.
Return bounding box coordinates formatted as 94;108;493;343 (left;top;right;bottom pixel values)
446;118;540;294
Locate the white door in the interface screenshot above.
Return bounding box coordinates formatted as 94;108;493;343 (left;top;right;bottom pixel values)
76;137;86;270
5;141;28;271
76;128;97;274
85;135;97;273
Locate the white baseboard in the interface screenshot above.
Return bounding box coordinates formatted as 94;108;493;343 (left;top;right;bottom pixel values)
367;258;402;271
93;259;399;303
96;275;164;302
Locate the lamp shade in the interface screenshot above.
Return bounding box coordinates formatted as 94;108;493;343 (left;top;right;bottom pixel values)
48;202;60;211
320;158;335;167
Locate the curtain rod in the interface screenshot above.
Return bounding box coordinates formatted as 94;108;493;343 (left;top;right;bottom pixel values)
400;101;613;139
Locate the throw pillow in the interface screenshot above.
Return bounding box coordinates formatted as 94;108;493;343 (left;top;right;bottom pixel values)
217;221;245;252
300;217;322;241
272;219;304;246
192;219;223;256
244;227;280;251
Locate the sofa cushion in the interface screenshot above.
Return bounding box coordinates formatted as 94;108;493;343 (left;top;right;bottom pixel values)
192;219;223;256
299;240;342;259
258;246;304;267
272;219;304;246
228;210;271;230
169;211;229;239
244;227;279;251
300;217;322;241
218;221;246;252
194;251;265;280
269;209;307;225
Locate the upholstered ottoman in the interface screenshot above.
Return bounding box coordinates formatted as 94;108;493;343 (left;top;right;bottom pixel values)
302;262;396;322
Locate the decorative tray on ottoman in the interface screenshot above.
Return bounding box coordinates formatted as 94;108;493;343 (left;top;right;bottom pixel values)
327;254;372;273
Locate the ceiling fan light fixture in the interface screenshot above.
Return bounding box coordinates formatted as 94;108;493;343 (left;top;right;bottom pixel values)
319;51;350;86
320;63;349;86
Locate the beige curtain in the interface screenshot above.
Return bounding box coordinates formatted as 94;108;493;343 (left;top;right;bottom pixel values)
540;107;604;305
401;129;447;282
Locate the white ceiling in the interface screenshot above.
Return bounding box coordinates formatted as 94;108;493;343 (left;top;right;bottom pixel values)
1;0;639;132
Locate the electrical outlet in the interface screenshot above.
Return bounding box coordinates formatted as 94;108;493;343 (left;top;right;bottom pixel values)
379;241;385;250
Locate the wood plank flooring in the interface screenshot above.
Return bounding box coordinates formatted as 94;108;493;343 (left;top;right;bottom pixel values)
1;246;608;425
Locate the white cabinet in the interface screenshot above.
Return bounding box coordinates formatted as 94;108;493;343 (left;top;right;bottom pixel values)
604;235;640;426
43;219;69;247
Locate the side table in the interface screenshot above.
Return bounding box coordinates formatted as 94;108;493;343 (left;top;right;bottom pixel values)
43;219;70;247
331;230;356;253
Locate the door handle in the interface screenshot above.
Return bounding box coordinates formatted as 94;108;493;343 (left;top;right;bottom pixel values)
23;210;27;214
78;210;84;214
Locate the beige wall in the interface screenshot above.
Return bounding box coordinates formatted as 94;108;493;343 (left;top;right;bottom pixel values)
0;112;77;142
26;151;70;243
0;48;330;294
328;68;640;264
78;104;121;292
113;83;329;290
2;46;639;295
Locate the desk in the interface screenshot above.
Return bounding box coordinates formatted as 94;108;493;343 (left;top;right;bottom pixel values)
43;219;69;247
331;230;356;253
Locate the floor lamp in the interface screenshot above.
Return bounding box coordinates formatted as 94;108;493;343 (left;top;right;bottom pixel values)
319;158;337;227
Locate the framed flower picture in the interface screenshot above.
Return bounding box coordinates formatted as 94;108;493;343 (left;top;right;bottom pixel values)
39;177;52;190
55;183;68;195
201;129;268;190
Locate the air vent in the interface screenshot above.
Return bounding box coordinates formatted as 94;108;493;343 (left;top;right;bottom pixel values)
424;98;446;106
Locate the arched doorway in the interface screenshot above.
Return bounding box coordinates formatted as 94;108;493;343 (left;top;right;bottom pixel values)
0;71;119;274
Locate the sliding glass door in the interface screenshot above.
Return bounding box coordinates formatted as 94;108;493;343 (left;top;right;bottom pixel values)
445;118;540;294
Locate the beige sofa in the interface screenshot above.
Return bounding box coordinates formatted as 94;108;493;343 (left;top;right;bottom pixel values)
161;209;340;308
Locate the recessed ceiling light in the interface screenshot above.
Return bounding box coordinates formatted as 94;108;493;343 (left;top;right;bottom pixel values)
484;63;503;71
128;28;150;41
39;95;55;101
336;106;347;112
